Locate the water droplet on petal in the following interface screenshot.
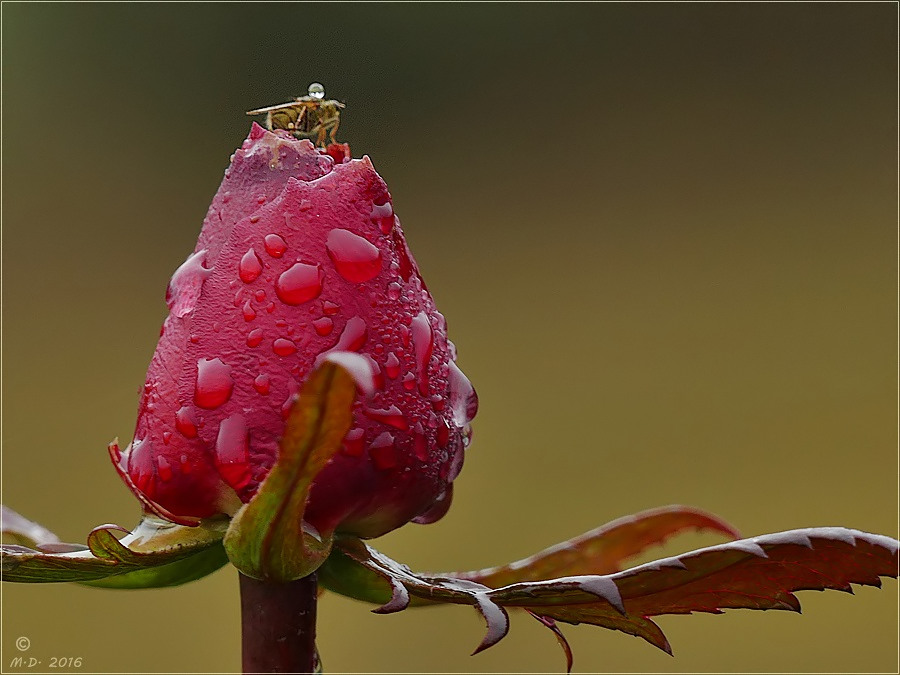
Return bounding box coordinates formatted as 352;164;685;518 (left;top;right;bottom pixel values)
412;484;453;525
166;250;212;318
156;456;173;481
322;300;340;316
363;405;409;430
273;337;297;356
411;312;433;394
385;352;401;378
437;418;451;447
370;201;393;220
255;289;267;302
402;372;416;391
312;317;333;336
412;427;429;461
246;328;264;348
326;229;382;283
332;316;367;351
175;406;198;438
179;453;192;474
195;358;234;409
239;249;263;283
448;360;479;425
162;431;172;445
276;262;324;305
264;234;287;258
242;300;257;322
369;432;397;470
342;428;365;456
215;414;251;490
128;438;155;495
387;282;402;300
392;229;414;282
253;373;271;395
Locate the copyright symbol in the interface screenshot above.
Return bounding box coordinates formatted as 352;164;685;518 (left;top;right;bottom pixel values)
15;636;30;651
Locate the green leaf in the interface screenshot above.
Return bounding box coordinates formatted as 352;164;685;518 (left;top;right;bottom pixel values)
81;544;228;589
1;507;228;588
223;358;357;582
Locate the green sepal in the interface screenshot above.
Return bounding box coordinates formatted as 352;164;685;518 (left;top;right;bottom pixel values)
223;359;356;582
1;506;228;588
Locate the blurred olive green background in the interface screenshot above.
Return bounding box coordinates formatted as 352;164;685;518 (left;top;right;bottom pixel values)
2;3;896;673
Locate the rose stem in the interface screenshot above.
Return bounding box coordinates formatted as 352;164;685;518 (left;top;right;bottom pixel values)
239;571;319;674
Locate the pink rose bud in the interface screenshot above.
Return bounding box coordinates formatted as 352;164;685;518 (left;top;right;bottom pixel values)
109;123;477;538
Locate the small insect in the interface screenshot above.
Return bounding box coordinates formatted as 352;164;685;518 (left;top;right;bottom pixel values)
246;83;345;147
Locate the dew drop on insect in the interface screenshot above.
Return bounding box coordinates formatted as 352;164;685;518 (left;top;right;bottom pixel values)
239;249;263;283
308;82;326;100
253;373;271;395
246;328;264;348
312;317;333;336
195;358;234;409
156;456;173;482
369;432;397;470
363;405;409;431
264;234;287;258
276;262;323;305
175;406;198;438
342;428;365;457
273;337;297;356
326;229;382;283
385;352;401;379
215;414;251;491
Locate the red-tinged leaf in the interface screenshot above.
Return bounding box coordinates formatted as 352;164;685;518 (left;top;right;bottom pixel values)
453;505;740;587
321;526;898;667
223;357;362;582
527;611;574;673
612;528;899;617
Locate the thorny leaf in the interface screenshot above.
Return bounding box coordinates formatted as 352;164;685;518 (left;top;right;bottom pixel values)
223;357;359;582
1;507;228;587
454;505;741;586
320;525;898;671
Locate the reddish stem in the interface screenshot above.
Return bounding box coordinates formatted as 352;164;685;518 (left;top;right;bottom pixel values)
239;572;318;674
